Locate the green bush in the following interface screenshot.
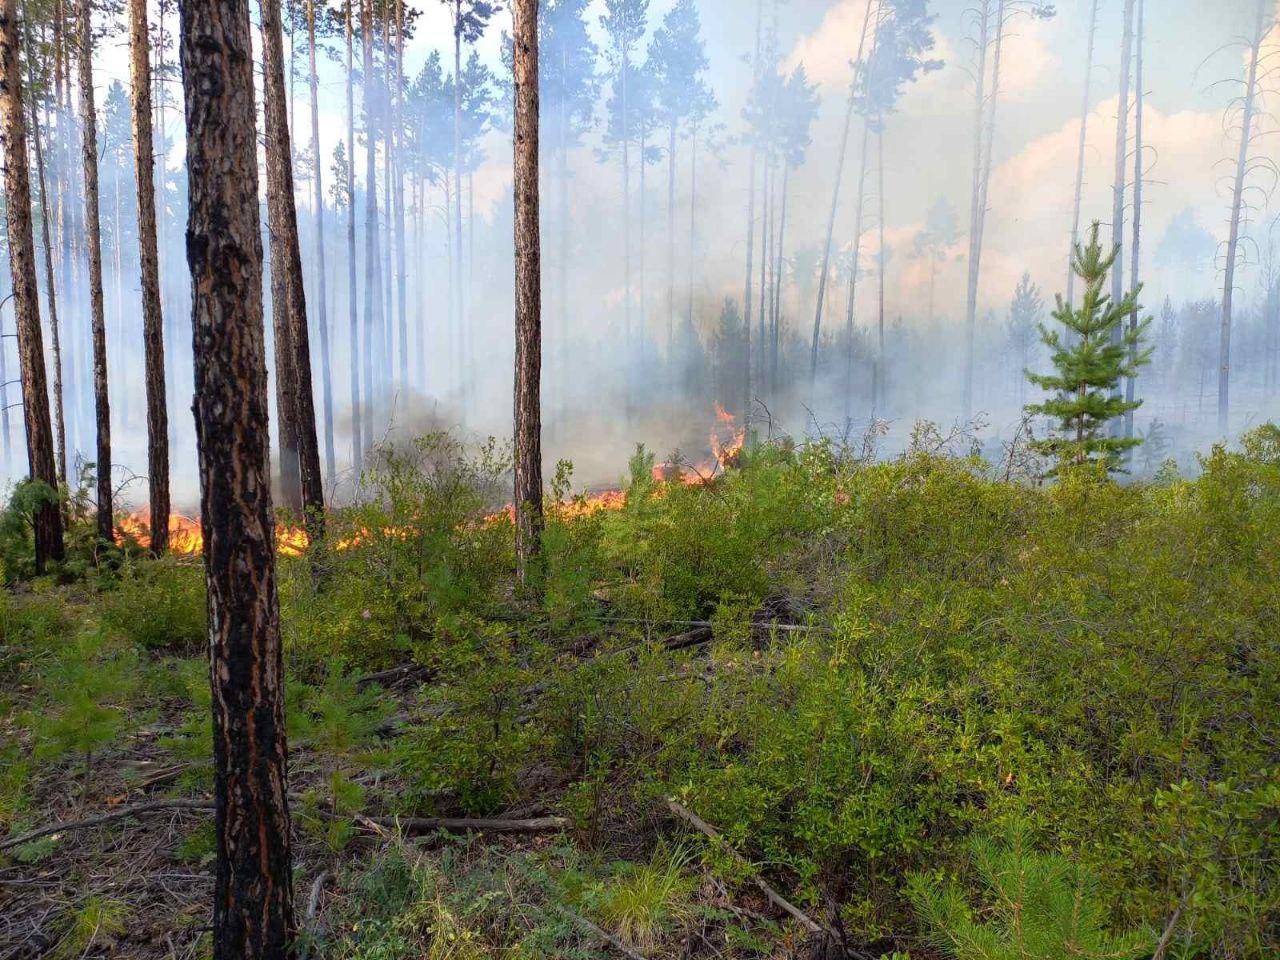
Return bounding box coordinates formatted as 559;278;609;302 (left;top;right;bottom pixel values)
100;558;207;651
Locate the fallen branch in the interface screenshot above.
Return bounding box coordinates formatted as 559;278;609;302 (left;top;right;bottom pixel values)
1152;906;1183;960
2;801;567;855
347;813;569;836
664;798;822;935
555;904;649;960
356;663;433;689
0;799;214;852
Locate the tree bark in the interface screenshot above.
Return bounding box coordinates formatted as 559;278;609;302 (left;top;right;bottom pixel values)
1065;0;1099;307
771;164;788;394
1218;0;1266;434
127;0;170;555
392;0;407;392
1109;0;1134;387
0;0;64;571
452;1;464;391
24;32;67;495
962;0;992;420
512;0;542;586
78;0;113;544
179;0;294;948
307;0;335;488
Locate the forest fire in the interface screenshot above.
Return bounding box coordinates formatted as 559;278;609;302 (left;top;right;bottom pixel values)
116;407;747;558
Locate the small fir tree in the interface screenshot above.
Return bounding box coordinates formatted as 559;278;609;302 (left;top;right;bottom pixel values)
1025;223;1151;473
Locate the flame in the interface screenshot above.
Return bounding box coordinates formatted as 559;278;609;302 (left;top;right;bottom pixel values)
117;406;745;557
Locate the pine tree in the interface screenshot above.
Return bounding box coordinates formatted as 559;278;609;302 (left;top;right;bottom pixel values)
1025;223;1151;474
907;822;1149;960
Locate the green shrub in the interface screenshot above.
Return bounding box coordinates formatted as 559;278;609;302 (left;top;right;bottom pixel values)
100;558;206;651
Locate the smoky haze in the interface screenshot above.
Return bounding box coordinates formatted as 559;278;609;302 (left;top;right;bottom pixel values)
5;0;1279;510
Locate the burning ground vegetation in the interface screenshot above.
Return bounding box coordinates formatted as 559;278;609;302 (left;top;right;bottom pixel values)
2;422;1280;960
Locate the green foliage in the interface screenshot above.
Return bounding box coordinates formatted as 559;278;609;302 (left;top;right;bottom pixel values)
907;823;1149;960
52;896;129;959
586;845;696;948
299;770;367;853
291;659;392;755
1026;222;1152;474
0;479;61;581
100;557;207;651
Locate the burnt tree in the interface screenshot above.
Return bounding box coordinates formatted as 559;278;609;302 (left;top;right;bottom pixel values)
179;0;295;951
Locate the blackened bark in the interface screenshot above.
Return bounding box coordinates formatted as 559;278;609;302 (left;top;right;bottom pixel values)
78;0;112;544
127;0;170;555
261;0;325;538
512;0;542;586
0;0;64;572
179;0;294;949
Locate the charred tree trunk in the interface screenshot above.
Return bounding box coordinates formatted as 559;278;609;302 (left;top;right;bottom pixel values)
0;0;64;571
345;0;361;475
179;0;295;949
307;0;335;488
1065;0;1099;307
262;0;325;537
127;0;169;555
78;0;113;544
512;0;542;586
1218;0;1266;434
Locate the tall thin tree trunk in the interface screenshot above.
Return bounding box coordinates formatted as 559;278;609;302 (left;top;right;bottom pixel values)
961;0;992;419
620;43;632;414
685;119;698;361
756;155;770;390
874;128;886;412
24;26;68;494
307;0;335;487
379;8;392;389
843;116;873;417
811;0;875;383
345;0;361;475
772;163;788;392
1124;0;1143;442
361;0;378;446
741;0;762;422
0;0;64;571
262;0;324;536
452;3;464;390
512;0;542;585
666;119;677;369
78;0;113;544
1109;0;1135;375
393;0;407;392
1065;0;1099;306
127;0;169;554
1218;0;1266;434
179;0;294;946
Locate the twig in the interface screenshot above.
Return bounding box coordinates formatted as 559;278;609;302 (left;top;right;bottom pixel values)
306;869;331;922
0;799;214;852
554;904;649;960
1152;906;1183;960
664;798;822;936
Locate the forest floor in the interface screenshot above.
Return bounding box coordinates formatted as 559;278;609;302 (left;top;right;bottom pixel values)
1;425;1278;959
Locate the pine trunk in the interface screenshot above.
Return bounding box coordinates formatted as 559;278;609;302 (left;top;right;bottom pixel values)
25;52;68;493
78;0;112;544
512;0;542;586
127;0;169;555
262;0;325;536
1218;0;1266;434
0;0;64;571
1124;0;1143;441
180;0;294;946
962;0;992;419
307;0;336;487
666;120;676;368
345;0;362;474
1109;0;1134;385
361;0;378;447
